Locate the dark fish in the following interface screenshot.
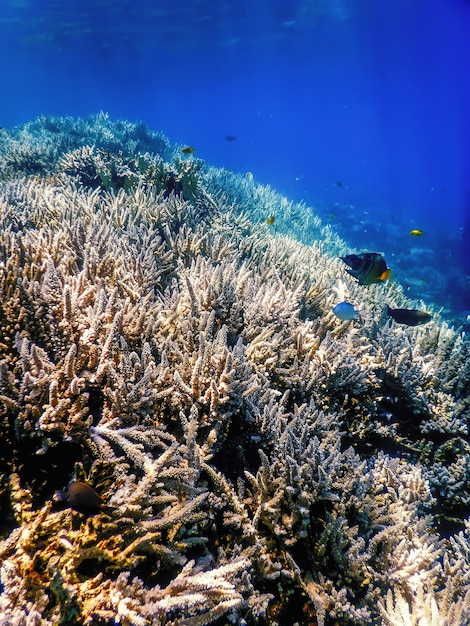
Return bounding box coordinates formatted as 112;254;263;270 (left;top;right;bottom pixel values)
341;252;392;285
181;146;195;154
225;135;237;142
56;480;103;514
386;305;432;326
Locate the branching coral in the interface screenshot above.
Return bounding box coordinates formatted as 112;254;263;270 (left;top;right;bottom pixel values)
1;115;470;625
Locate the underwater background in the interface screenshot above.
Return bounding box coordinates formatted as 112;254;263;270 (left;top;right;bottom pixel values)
1;2;470;625
1;0;469;322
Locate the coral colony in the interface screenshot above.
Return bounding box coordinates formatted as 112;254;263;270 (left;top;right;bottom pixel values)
0;114;469;625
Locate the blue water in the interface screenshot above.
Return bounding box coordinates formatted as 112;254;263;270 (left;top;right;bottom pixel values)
1;0;469;315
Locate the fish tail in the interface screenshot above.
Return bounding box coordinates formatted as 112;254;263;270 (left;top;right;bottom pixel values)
100;505;116;517
379;268;392;282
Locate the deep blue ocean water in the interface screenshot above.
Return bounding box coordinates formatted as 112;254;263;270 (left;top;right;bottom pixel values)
1;0;469;319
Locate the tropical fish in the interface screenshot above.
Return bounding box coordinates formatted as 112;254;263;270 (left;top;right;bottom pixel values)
225;135;237;142
405;277;427;288
386;305;432;326
332;301;361;321
181;146;195;154
56;480;103;515
266;214;275;226
409;229;424;237
341;252;392;285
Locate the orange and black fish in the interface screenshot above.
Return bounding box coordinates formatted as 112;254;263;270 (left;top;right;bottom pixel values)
341;252;392;285
181;146;195;154
386;305;432;326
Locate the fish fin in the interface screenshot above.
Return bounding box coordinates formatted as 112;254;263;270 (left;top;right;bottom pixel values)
100;505;116;517
380;269;392;282
344;269;359;282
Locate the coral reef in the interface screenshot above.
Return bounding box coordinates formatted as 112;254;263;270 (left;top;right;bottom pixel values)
0;114;469;625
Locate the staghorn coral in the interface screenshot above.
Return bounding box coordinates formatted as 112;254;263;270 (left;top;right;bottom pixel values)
1;115;470;625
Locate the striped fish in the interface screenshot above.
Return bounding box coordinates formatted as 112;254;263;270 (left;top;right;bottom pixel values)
341;252;392;285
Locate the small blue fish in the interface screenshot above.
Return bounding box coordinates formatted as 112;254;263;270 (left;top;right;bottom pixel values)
333;301;361;321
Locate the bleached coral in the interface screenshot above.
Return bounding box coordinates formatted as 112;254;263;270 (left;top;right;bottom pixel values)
0;115;470;625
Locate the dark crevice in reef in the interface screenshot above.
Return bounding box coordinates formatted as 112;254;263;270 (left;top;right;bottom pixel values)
211;410;265;483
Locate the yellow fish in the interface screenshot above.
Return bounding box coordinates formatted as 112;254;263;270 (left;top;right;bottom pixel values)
266;214;275;226
409;229;424;237
181;146;195;154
